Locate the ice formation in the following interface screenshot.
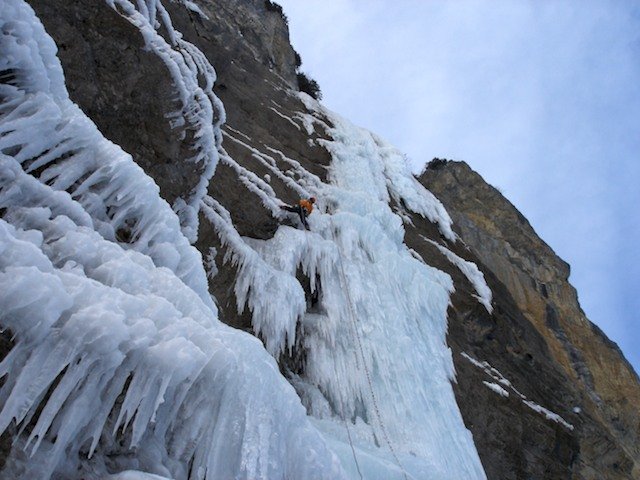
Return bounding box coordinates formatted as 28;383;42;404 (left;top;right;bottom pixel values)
483;381;510;398
0;0;488;478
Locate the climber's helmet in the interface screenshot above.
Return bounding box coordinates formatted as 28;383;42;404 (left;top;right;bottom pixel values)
310;197;316;203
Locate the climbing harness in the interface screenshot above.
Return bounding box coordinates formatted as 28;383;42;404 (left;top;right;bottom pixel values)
329;218;410;480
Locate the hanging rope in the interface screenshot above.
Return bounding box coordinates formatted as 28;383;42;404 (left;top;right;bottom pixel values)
302;222;363;480
329;219;410;480
342;411;365;480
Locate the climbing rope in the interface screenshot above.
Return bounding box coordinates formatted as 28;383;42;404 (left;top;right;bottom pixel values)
302;219;363;480
329;219;410;480
342;409;364;480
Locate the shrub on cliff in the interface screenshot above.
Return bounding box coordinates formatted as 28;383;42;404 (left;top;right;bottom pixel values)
264;0;288;24
297;72;322;100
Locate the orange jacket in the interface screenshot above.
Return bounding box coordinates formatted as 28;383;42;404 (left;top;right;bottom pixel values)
299;199;314;215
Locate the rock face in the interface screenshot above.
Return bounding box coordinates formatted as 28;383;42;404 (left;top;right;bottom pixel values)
420;160;640;479
19;1;640;478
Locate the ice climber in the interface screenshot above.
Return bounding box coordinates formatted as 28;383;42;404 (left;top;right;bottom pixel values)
281;197;315;230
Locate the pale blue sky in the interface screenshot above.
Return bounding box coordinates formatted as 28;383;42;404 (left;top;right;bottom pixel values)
276;0;640;373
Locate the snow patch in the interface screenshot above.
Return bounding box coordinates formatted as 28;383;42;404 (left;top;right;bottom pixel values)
177;0;208;19
523;400;574;430
483;381;510;398
269;106;302;130
104;471;172;480
462;353;574;430
423;237;493;313
222;131;313;202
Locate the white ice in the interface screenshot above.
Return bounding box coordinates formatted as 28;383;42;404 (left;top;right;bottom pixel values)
106;0;225;242
104;471;172;480
204;94;486;477
522;401;574;430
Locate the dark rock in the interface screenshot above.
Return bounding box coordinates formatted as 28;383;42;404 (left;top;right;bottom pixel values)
0;331;13;471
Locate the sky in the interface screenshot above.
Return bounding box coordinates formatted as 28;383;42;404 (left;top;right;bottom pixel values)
276;0;640;373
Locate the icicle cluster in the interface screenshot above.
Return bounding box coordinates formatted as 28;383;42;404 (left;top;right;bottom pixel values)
0;0;210;303
0;2;345;478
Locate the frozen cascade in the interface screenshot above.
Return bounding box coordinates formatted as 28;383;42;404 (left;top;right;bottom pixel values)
212;99;486;477
0;2;345;479
0;0;211;306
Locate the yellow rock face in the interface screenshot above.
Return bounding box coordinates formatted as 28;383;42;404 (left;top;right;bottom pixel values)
421;159;640;479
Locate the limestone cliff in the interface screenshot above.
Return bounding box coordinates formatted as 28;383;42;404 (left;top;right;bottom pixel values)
420;160;640;479
12;1;640;478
